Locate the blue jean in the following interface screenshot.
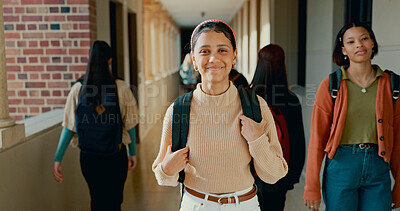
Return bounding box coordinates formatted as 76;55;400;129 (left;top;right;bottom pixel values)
322;145;392;211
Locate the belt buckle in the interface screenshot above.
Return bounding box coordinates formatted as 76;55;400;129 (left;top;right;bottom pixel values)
359;144;368;149
217;197;233;205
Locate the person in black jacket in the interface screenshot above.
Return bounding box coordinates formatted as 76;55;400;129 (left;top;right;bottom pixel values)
250;44;306;211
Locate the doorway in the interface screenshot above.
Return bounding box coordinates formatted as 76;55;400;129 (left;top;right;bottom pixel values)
109;1;124;79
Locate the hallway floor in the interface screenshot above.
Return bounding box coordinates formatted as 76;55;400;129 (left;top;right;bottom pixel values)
119;121;324;211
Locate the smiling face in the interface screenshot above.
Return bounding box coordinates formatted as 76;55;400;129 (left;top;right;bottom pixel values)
341;26;375;64
191;31;237;86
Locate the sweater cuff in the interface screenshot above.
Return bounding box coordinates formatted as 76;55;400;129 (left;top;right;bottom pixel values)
248;133;268;148
153;164;179;187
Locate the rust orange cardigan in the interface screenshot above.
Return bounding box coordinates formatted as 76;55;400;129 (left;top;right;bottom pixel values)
304;71;400;204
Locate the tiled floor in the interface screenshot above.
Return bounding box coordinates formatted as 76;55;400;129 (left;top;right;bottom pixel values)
119;121;320;211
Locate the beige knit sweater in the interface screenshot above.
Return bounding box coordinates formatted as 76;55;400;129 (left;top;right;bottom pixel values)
152;82;288;193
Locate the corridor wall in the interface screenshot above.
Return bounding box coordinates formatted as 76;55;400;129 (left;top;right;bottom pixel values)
141;0;181;137
0;121;89;210
230;0;299;87
371;0;400;74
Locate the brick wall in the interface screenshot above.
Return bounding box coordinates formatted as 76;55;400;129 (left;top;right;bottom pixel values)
4;0;96;120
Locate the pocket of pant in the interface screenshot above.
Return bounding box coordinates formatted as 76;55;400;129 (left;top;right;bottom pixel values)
180;194;196;211
326;157;335;170
241;195;261;211
325;156;335;170
326;148;342;170
376;155;391;172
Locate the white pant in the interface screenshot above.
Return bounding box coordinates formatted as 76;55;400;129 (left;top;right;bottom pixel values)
179;186;260;211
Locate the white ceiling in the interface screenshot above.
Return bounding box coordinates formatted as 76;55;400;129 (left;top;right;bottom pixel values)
157;0;247;28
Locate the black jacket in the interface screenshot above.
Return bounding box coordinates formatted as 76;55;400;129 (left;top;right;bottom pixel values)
262;90;306;191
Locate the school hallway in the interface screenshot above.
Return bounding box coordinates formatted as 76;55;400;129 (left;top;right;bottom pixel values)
1;0;400;210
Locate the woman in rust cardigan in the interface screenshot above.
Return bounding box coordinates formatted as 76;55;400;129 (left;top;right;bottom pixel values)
304;22;400;211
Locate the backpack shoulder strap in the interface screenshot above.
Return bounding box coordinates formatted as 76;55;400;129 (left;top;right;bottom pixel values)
329;68;342;106
384;69;400;105
237;88;263;188
231;72;242;83
171;91;193;184
238;87;262;123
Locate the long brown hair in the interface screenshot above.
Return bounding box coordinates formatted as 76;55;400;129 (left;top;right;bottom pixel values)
250;44;289;113
80;41;115;106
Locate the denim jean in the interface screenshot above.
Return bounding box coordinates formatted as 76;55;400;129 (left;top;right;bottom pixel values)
180;186;260;211
322;145;392;211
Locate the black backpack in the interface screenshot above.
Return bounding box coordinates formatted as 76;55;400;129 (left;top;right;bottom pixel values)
76;83;123;155
329;68;400;106
171;87;265;194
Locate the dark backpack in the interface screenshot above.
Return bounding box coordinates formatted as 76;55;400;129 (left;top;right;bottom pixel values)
329;68;400;106
171;87;265;194
76;83;123;155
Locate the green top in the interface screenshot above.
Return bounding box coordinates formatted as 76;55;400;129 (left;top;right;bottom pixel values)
340;65;383;145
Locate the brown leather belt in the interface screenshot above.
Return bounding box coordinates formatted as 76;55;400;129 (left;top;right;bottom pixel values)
185;186;257;205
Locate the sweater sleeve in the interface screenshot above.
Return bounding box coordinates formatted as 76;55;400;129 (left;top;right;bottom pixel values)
248;96;288;184
119;80;139;131
62;83;81;132
304;78;333;201
151;104;179;186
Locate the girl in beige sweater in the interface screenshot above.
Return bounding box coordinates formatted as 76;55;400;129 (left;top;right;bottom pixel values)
152;20;288;211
